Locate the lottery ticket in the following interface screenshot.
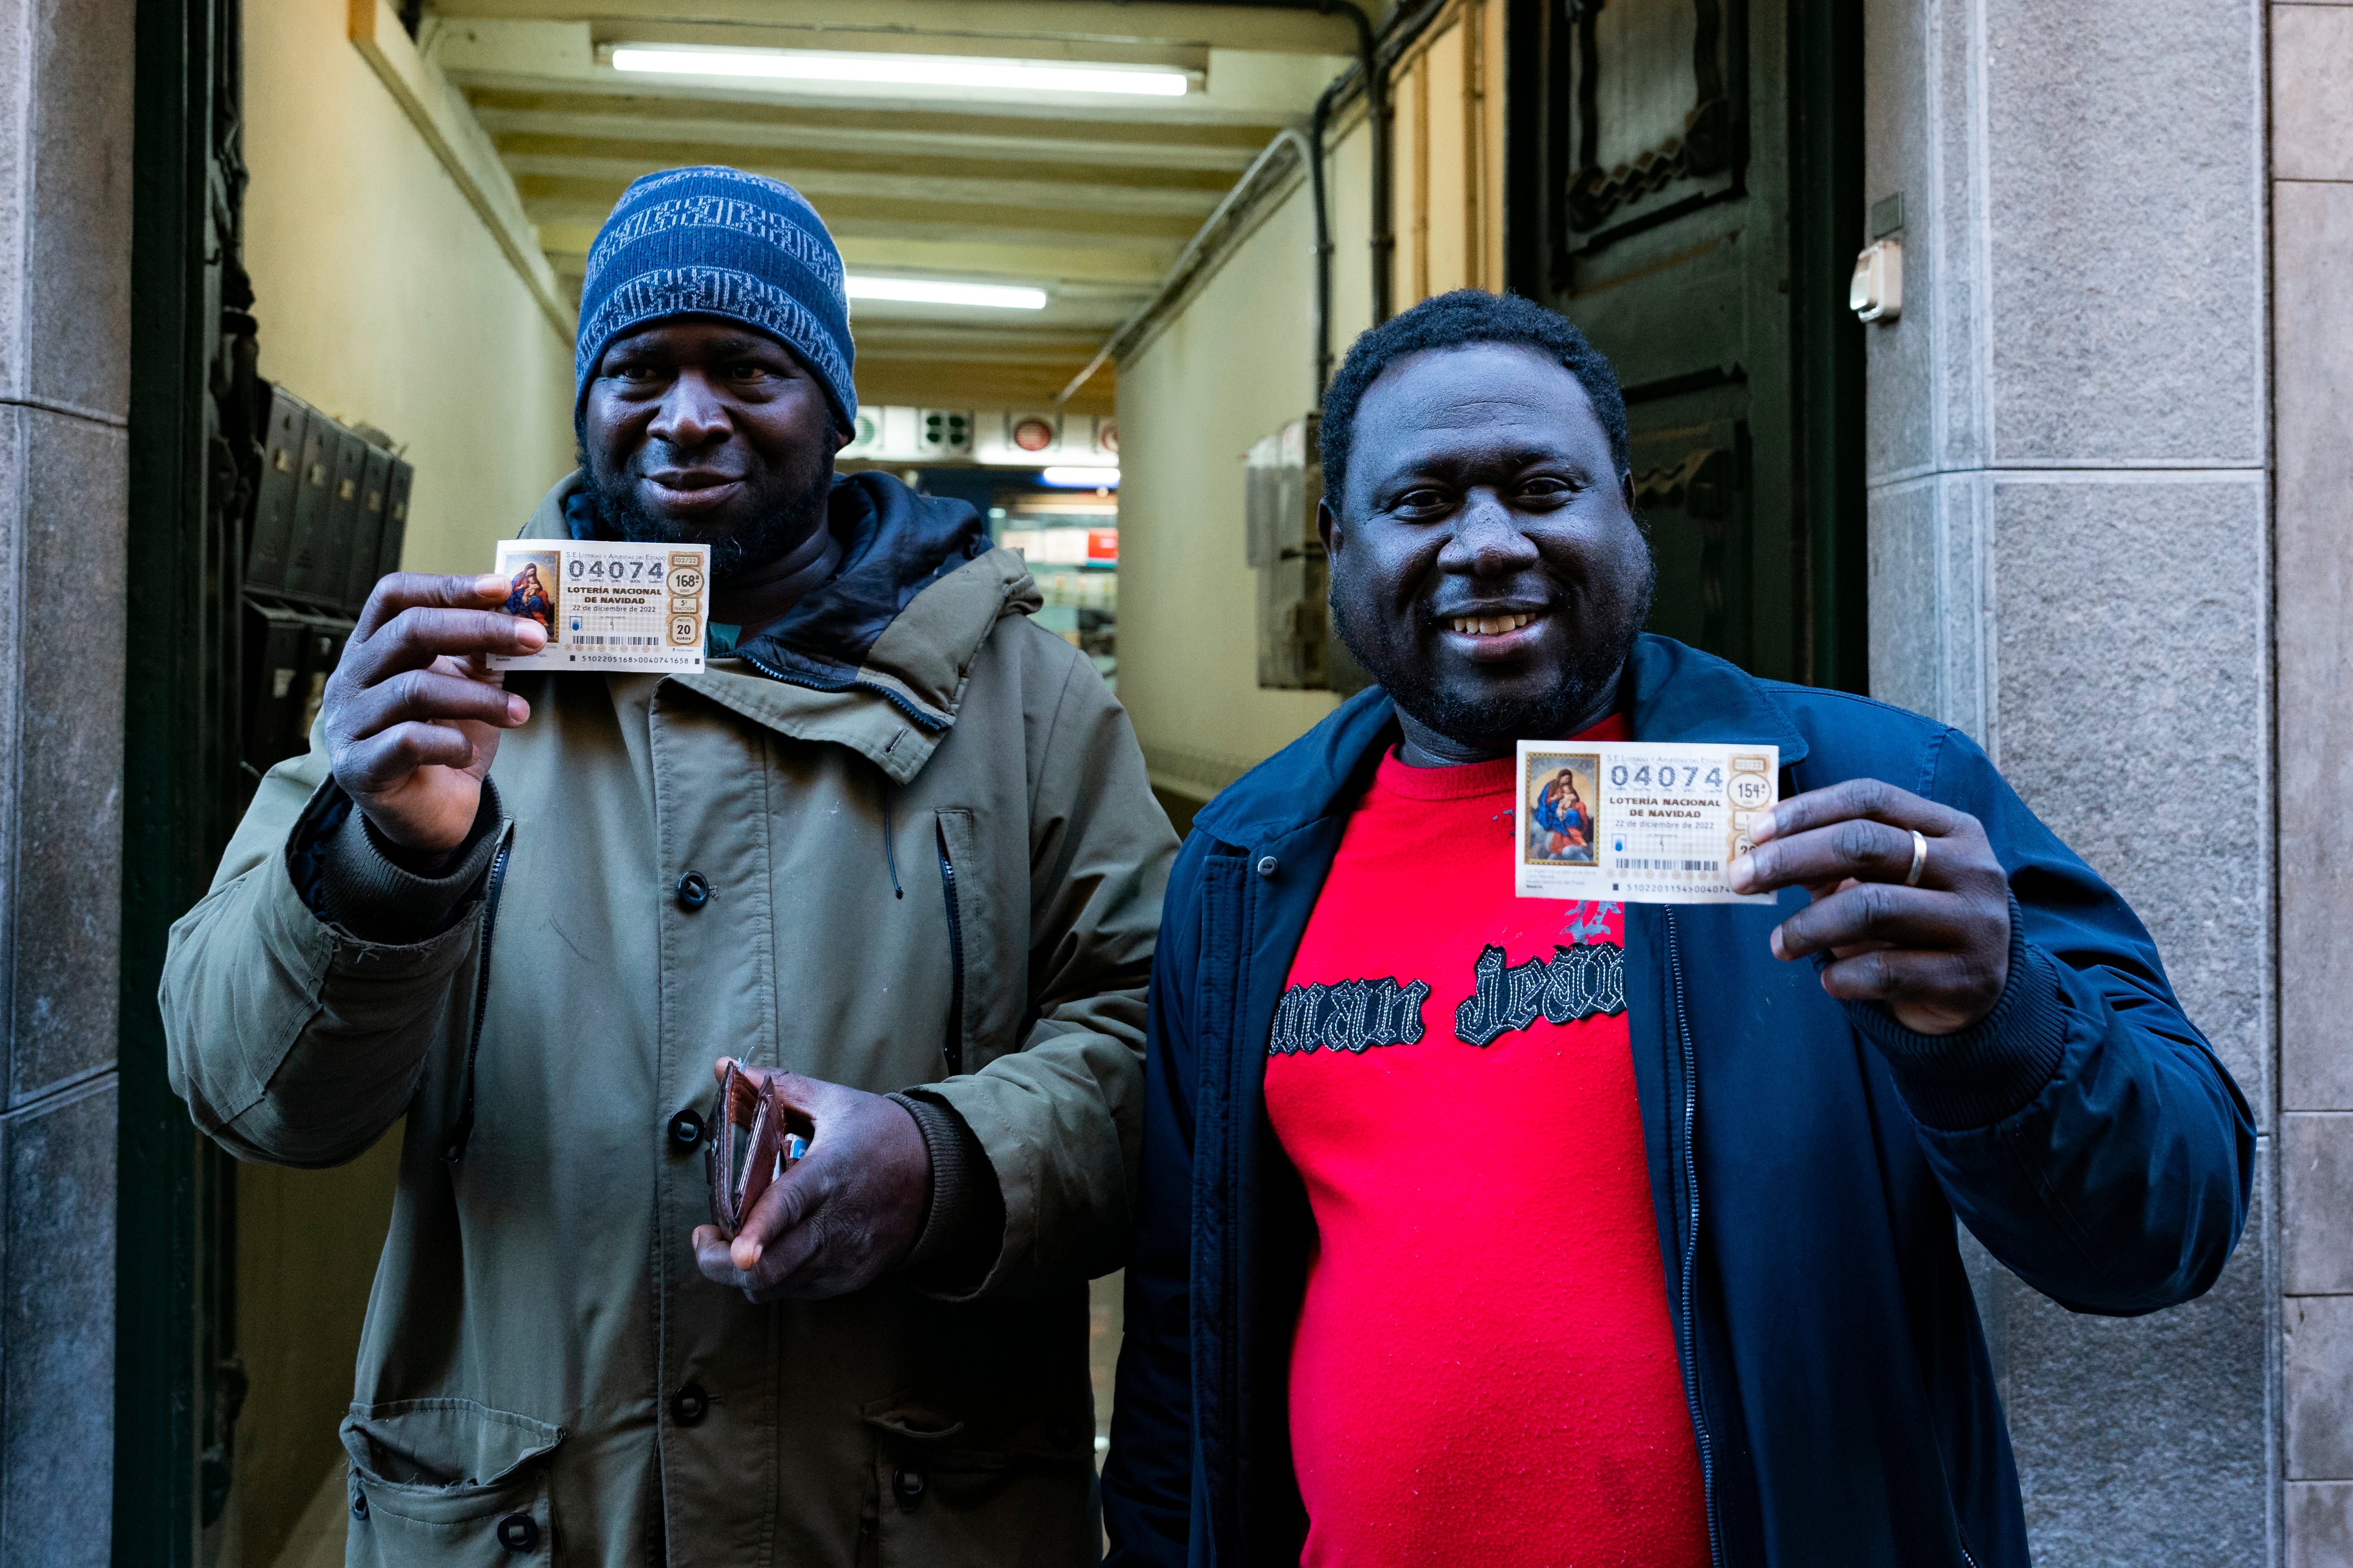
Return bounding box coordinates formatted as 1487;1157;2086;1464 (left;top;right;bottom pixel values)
486;540;709;674
1514;740;1780;904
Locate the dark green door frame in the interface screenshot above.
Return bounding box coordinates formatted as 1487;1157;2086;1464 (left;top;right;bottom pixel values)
119;0;257;1552
1789;0;1867;694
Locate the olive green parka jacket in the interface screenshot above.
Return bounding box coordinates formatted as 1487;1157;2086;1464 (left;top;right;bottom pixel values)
161;473;1176;1566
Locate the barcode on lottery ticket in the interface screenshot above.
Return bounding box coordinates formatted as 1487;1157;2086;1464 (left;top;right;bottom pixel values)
1619;857;1720;872
574;635;662;646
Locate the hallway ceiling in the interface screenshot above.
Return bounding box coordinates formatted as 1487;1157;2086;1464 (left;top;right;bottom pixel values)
420;0;1363;412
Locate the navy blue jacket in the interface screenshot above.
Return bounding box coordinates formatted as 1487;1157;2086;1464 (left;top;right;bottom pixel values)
1102;637;2253;1568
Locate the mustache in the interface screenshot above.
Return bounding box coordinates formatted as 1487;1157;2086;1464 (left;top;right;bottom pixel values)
628;442;745;483
576;446;834;583
1328;547;1657;750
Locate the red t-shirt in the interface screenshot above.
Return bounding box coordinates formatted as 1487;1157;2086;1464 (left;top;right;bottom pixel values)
1264;715;1710;1567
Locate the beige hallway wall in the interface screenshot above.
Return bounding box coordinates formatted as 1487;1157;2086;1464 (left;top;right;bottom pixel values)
1116;159;1346;801
1115;0;1507;804
243;0;576;576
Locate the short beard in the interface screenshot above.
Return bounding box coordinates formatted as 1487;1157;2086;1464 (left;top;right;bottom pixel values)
578;449;833;583
1331;551;1655;748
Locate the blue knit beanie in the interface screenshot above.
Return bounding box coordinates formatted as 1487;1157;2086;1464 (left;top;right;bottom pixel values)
575;166;857;435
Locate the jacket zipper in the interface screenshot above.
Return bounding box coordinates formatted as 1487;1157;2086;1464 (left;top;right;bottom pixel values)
443;838;512;1165
1216;852;1251;1551
736;648;948;733
1665;908;1723;1566
935;820;965;1075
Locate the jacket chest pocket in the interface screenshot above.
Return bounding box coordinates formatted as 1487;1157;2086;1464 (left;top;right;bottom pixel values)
342;1401;563;1565
935;809;976;1075
933;806;1035;1077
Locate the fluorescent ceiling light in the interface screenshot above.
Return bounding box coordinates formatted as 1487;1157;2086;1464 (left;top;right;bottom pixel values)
608;46;1190;98
1041;466;1120;489
846;274;1047;310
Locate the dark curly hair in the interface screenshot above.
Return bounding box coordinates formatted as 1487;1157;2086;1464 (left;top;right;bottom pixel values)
1318;290;1630;509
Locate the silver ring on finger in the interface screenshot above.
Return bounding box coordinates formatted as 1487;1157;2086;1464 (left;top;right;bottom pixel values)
1904;829;1928;887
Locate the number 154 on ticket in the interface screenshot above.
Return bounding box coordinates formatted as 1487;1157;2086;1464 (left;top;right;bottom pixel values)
1515;740;1781;904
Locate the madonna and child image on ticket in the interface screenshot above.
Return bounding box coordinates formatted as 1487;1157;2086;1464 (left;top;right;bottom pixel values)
487;540;710;675
1514;740;1781;904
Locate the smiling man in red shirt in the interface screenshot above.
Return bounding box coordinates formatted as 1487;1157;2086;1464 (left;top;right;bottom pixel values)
1258;312;1702;1567
1269;714;1707;1566
1103;292;2252;1567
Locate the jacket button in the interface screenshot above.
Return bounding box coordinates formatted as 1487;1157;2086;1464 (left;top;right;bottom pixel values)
496;1512;539;1552
351;1490;368;1520
671;1382;709;1426
668;1109;704;1149
1256;856;1278;878
675;871;711;910
893;1467;927;1504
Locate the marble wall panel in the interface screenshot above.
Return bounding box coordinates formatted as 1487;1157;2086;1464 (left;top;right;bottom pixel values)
1979;0;2266;465
0;1083;116;1566
4;408;125;1102
1996;1153;2270;1563
1866;479;1937;719
2275;179;2353;1115
2290;1294;2353;1480
17;0;134;421
2274;5;2353;181
2286;1113;2353;1296
2290;1482;2353;1568
1990;474;2270;1106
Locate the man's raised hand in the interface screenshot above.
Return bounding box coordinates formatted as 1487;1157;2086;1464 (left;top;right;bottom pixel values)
1727;778;2012;1036
322;574;544;860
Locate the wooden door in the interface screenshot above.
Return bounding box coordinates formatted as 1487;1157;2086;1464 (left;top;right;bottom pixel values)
1505;0;1864;689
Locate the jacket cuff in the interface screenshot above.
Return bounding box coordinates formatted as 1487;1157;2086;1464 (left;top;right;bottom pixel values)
295;782;506;945
1845;890;2068;1132
889;1091;1007;1286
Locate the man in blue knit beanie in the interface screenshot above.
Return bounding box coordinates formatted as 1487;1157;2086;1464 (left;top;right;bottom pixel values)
165;166;1173;1561
569;165;862;582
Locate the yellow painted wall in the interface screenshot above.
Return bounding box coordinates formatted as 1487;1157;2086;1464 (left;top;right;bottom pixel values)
1116;146;1354;800
1389;0;1508;307
232;1140;405;1567
243;0;577;577
1116;0;1505;801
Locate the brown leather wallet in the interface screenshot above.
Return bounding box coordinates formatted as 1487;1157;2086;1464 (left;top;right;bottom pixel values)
706;1060;813;1240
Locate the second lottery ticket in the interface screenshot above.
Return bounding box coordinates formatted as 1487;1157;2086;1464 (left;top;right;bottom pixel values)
1514;739;1781;904
487;540;710;674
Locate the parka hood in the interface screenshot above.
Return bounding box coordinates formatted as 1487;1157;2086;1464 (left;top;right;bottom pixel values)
521;468;1042;765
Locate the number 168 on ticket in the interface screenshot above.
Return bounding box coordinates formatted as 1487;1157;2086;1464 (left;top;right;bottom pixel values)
1514;740;1781;904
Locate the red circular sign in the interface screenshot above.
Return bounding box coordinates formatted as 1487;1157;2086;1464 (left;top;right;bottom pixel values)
1013;417;1054;452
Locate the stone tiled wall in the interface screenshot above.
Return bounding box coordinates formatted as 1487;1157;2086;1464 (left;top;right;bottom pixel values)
0;0;134;1548
2274;3;2353;1561
1864;0;2276;1560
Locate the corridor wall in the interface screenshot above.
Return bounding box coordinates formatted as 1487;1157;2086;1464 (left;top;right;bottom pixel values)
1117;0;1505;809
1116;158;1346;807
243;0;576;579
